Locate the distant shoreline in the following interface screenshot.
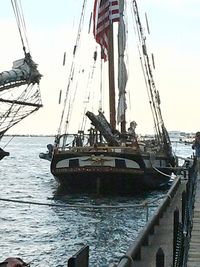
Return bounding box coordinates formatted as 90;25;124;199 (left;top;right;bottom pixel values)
3;130;195;139
4;134;55;137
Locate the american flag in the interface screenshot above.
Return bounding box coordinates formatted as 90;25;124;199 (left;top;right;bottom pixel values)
93;0;120;61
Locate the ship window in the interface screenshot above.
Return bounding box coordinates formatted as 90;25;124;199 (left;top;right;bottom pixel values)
115;159;126;168
69;159;79;167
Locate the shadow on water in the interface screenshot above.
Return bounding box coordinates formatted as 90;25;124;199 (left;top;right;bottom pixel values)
53;181;170;199
51;181;170;214
49;184;168;266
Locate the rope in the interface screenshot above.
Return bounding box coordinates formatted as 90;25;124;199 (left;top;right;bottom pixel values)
149;153;176;178
2;135;16;149
131;0;164;141
58;0;87;135
152;166;174;178
11;0;29;53
18;0;30;52
79;48;98;132
0;195;165;209
177;155;194;162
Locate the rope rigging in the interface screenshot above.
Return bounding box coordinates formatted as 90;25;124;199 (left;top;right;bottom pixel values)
58;0;88;136
79;48;98;132
130;0;174;158
131;0;165;142
130;6;158;135
11;0;30;54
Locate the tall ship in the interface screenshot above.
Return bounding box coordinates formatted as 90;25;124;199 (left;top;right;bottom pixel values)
0;0;42;160
43;0;177;195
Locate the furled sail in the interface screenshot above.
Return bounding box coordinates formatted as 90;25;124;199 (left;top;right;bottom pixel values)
0;53;42;91
117;0;127;125
0;52;42;138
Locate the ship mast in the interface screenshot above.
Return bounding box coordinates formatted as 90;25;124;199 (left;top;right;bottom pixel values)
108;23;116;130
117;0;127;134
93;0;120;132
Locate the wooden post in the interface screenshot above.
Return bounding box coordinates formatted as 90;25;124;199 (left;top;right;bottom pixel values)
156;247;164;267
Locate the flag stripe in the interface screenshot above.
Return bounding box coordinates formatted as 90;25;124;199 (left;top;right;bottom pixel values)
93;0;120;61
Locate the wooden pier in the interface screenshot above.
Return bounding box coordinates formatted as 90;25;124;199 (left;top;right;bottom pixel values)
131;178;186;267
187;173;200;267
115;176;187;267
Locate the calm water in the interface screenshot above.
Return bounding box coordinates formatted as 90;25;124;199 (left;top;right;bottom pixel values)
0;136;193;266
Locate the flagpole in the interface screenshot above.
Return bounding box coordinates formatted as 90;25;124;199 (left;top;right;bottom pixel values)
108;23;116;130
93;0;120;131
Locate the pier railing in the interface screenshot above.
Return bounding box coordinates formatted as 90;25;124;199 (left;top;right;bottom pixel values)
175;163;197;267
115;176;182;267
67;164;197;267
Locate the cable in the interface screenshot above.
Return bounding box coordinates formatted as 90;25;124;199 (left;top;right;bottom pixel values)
0;196;165;209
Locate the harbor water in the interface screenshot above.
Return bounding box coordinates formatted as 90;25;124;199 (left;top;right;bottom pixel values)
0;136;193;266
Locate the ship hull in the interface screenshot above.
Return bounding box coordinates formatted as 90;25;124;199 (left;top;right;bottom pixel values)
50;149;173;195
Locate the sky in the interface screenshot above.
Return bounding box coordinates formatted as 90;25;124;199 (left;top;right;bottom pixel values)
0;0;200;136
